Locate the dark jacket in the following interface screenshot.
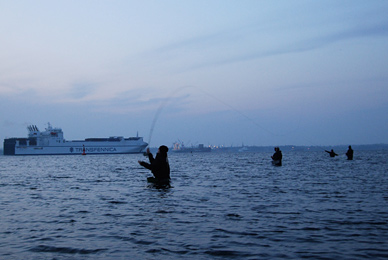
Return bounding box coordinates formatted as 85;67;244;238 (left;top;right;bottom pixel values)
139;152;170;181
346;147;353;160
325;150;338;157
272;150;282;161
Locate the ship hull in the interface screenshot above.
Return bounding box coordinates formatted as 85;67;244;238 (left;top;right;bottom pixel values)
12;143;147;155
172;148;211;153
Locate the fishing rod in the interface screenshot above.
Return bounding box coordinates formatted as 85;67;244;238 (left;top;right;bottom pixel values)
147;86;191;147
146;85;316;148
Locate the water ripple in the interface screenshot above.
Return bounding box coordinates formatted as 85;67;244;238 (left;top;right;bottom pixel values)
1;151;388;259
29;245;107;254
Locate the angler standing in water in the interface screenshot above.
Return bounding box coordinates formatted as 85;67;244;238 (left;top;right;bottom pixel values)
325;149;338;157
346;145;354;160
271;147;282;166
138;145;170;186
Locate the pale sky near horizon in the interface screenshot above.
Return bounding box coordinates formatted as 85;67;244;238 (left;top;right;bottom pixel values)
1;0;387;148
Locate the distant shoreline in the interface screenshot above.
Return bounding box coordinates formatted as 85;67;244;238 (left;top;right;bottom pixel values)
232;143;387;152
157;143;388;153
1;143;387;155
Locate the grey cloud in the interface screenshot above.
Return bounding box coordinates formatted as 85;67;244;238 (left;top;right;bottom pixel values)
210;20;388;69
68;82;98;100
155;19;388;72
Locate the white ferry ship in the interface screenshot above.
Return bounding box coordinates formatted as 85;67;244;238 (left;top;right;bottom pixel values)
3;123;148;155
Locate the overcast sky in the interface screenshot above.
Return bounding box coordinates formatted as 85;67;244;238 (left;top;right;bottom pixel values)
1;0;387;148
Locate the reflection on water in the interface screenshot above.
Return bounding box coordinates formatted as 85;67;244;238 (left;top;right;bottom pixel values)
1;150;388;259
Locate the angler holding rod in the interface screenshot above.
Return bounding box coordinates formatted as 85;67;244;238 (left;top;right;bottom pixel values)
138;145;171;187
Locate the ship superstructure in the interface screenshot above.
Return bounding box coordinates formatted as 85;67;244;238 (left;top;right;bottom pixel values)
172;141;211;153
3;123;148;155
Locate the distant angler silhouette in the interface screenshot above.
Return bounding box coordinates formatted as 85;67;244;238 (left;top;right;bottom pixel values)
325;149;338;157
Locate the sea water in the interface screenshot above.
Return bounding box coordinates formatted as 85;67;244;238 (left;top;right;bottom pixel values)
0;150;387;259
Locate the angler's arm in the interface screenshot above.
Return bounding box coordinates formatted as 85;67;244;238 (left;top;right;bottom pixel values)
139;161;152;170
